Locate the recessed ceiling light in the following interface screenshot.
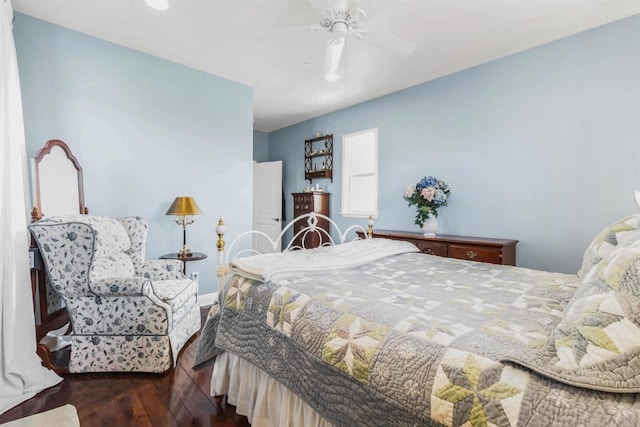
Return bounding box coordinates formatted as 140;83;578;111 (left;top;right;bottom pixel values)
145;0;169;11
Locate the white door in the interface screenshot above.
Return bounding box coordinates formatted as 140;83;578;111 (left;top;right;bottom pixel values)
252;161;283;253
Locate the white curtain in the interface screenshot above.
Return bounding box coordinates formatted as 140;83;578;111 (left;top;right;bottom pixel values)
0;0;61;414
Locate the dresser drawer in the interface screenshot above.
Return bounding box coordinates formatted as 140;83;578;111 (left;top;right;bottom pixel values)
448;244;502;264
415;241;447;257
293;194;313;203
294;206;311;216
360;230;517;265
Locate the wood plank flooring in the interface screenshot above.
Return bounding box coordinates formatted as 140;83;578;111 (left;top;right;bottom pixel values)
0;308;251;427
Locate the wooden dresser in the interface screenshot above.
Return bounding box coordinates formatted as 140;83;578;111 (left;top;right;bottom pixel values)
361;229;518;265
292;192;330;249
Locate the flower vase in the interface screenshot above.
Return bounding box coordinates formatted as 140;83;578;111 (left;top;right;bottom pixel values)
421;216;438;237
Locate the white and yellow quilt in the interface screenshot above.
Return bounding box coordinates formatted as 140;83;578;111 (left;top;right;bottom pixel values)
195;238;640;426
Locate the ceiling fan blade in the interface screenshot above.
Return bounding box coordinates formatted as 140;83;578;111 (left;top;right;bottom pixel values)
331;0;361;10
305;0;331;13
358;27;416;57
327;0;346;11
306;0;359;14
251;23;323;37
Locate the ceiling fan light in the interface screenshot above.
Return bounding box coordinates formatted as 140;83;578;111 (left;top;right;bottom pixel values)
145;0;169;11
323;37;344;82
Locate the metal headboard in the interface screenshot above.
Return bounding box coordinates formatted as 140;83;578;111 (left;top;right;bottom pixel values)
214;212;374;295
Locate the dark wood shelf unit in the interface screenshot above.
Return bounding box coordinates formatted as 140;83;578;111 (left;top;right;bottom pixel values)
305;170;332;180
304;134;333;183
306;152;329;159
358;229;518;266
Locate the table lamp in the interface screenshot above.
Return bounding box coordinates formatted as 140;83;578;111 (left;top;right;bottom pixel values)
166;196;202;257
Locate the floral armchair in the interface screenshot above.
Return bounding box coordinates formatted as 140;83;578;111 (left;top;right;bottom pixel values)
28;215;201;373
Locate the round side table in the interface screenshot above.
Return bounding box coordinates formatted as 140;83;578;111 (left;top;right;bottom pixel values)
160;252;207;275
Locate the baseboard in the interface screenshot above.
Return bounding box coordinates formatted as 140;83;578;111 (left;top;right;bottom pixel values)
197;292;217;307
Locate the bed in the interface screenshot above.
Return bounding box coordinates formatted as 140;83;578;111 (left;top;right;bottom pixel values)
194;212;640;426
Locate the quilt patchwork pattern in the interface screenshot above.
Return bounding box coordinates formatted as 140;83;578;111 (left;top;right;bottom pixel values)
267;286;311;336
395;313;473;346
554;292;640;369
322;313;389;383
196;251;640;426
505;240;640;392
225;275;255;310
579;213;640;277
431;348;529;427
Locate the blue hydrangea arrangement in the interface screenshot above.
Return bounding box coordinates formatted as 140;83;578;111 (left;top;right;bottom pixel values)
403;176;451;227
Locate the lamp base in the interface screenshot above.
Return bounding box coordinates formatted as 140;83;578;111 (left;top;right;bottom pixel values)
178;245;193;258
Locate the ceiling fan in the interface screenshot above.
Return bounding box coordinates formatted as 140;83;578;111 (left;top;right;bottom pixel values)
304;0;417;81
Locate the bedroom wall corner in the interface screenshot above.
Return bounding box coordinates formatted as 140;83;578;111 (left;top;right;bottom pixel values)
253;130;269;162
13;13;254;295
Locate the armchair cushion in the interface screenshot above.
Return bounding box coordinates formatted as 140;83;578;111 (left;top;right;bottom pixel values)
138;259;185;280
91;277;152;296
92;253;135;280
152;279;198;309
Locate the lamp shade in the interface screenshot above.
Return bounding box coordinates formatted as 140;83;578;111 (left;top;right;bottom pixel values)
165;197;202;216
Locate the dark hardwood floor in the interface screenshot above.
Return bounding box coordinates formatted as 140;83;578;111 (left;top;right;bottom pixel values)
0;308;251;427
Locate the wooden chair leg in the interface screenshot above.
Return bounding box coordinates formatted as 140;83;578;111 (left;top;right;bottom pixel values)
36;344;69;375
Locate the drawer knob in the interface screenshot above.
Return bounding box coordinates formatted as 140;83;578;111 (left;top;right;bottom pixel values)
466;250;478;259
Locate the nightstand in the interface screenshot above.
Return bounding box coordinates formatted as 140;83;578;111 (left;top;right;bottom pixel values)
160;252;207;275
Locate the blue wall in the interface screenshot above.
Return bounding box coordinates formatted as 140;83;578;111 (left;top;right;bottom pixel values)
14;14;254;295
253;130;269;162
269;15;640;274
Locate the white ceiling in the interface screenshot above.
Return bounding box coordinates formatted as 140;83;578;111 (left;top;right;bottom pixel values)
12;0;640;132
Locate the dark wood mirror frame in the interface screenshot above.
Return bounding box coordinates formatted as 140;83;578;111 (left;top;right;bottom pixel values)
30;139;87;222
30;139;88;374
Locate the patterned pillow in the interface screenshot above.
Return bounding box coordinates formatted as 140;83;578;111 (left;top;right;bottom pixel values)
504;213;640;391
578;214;640;278
553;244;640;381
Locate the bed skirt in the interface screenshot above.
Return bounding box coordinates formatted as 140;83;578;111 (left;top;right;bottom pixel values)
211;352;333;427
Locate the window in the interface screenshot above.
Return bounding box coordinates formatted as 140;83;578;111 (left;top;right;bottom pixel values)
341;128;378;218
